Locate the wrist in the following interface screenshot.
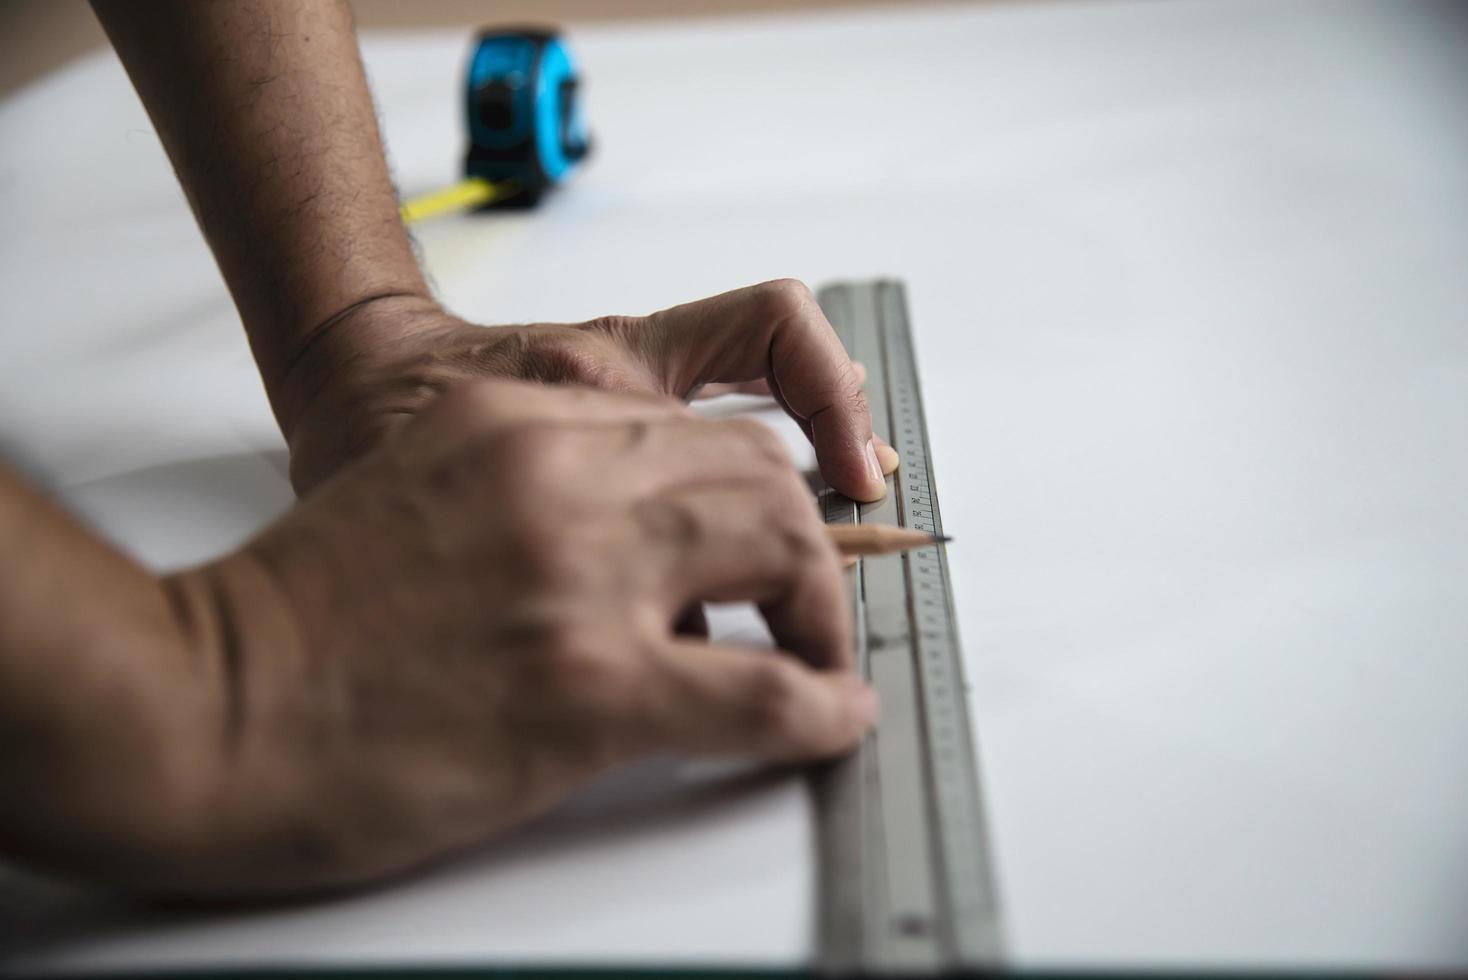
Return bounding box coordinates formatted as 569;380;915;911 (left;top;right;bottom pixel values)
152;554;325;895
162;537;454;894
269;291;449;447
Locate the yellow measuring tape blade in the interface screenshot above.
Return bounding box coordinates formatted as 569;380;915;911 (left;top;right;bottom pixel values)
399;178;519;224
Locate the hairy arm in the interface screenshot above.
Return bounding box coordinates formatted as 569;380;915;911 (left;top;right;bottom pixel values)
0;464;231;886
0;2;411;887
92;0;890;500
91;0;428;442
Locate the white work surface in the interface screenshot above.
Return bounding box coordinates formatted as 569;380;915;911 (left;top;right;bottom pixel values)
2;0;1466;972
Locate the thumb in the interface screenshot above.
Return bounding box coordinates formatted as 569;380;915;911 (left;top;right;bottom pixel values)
631;280;886;502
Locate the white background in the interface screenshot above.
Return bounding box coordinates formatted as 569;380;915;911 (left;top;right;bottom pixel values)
1;0;1466;971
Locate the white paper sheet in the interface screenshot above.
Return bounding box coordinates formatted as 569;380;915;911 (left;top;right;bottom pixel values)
2;0;1466;971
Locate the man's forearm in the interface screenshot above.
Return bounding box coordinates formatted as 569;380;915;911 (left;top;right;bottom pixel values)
91;0;428;436
0;464;230;884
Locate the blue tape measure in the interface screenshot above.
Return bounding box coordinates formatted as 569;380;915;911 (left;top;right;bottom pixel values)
463;28;592;206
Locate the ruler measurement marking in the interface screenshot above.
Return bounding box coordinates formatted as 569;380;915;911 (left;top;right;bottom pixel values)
878;282;959;962
860;279;941;969
814;280;1003;973
884;281;1003;962
883;282;981;955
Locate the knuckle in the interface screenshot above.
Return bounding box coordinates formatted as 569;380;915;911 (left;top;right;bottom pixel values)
544;630;653;756
743;660;807;740
533;336;612;387
475;430;586;572
506;626;643;765
420;393;533;492
442;379;517;430
632;495;704;548
774;514;829;571
758;278;816;317
773;463;819;515
724;418;789;469
582;314;647;344
759;476;826;558
492;328;629;390
512;529;581;589
494;423;581;489
542;630;625;699
576;318;661;394
495;517;576;591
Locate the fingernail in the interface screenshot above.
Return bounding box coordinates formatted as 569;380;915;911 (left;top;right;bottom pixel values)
864;438;883;486
873;436;900;476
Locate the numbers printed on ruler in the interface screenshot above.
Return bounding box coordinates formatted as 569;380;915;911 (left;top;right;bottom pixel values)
812;280;1003;970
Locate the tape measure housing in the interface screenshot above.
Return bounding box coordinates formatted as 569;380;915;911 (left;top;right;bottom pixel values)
464;28;591;207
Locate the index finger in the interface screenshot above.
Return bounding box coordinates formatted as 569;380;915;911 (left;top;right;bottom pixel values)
635;643;878;762
640;280;886;502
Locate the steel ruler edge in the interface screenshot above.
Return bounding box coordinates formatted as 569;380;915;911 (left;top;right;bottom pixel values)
812;280;1004;974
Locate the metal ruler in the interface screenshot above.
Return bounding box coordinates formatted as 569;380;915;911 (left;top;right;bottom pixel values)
813;280;1004;974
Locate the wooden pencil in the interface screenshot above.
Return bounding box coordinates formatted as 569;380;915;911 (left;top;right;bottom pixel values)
827;524;950;557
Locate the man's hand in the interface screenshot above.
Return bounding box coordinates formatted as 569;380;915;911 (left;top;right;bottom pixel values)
77;0;884;898
278;279;900;499
149;381;875;896
90;4;896;503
